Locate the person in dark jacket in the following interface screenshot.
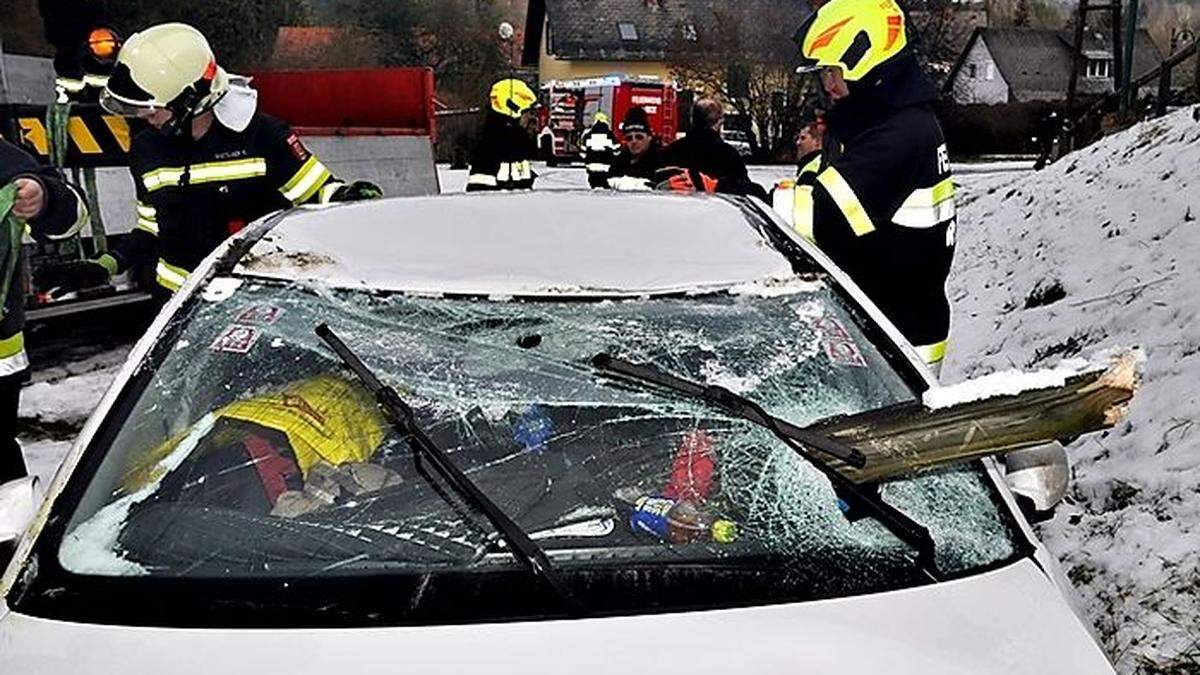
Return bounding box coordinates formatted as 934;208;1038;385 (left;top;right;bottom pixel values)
607;106;664;189
581;112;619;189
466;78;539;192
792;0;956;373
660;99;749;185
1;138;89;482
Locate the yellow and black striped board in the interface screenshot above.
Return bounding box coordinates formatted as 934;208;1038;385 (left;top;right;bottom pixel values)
1;103;139;168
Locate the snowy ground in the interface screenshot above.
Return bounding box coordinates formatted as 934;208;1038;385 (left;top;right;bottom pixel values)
14;141;1195;672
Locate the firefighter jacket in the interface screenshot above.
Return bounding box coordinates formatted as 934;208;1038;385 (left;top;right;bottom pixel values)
113;113;345;292
0;139;88;378
466;111;537;192
660;128;750;185
608;140;664;185
581;120;619;189
798;55;956;367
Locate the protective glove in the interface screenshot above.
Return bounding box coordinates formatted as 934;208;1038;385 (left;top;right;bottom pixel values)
34;253;118;297
330;181;383;202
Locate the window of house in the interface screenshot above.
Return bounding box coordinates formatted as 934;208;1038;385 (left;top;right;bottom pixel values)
968;63;978;79
618;22;639;41
1086;58;1111;79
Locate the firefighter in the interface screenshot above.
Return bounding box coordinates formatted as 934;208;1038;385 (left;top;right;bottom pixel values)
790;0;956;374
35;23;380;299
1;138;89;482
466;78;539;191
607;106;664;190
581;111;619;189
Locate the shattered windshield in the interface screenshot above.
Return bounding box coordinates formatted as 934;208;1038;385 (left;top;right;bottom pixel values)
52;275;1020;619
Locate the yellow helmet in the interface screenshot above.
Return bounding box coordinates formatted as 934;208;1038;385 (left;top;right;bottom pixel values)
101;23;228;119
794;0;908;82
489;78;536;118
593;111;610;126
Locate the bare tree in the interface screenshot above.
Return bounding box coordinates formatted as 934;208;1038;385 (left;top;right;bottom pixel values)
667;2;807;160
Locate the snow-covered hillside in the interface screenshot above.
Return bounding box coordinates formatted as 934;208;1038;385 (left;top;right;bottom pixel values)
945;105;1200;673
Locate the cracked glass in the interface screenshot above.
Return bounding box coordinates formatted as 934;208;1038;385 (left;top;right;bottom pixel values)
56;275;1019;600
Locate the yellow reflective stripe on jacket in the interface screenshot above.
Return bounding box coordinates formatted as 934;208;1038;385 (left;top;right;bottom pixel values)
142;158;268;192
155;259;190;292
816;167;875;236
135;201;158;235
798;155;822;179
914;340;947;365
0;332;29;377
793;186;815;243
280;155;332;204
318;181;345;204
892;178;957;229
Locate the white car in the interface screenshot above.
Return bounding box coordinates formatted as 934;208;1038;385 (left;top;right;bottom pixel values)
0;192;1113;673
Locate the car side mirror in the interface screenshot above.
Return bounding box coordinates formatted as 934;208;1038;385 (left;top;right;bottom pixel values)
0;476;41;572
1003;443;1070;523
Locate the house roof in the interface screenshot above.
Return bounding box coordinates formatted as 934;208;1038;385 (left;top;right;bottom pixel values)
522;0;809;64
945;27;1164;101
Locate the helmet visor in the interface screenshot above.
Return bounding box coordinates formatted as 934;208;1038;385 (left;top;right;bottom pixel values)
99;88;162;117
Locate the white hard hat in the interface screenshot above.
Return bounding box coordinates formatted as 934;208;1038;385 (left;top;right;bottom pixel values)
101;23;229;119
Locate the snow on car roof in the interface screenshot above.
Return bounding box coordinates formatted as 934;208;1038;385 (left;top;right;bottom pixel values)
233;191;796;297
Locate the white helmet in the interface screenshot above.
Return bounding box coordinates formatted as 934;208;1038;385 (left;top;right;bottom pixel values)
101;23;229;130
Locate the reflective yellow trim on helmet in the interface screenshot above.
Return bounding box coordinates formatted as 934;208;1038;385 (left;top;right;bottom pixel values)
219;375;387;475
155;259;190;292
142;158;268;192
915;340;947;365
280;155;332;204
816;167;875;236
799;0;908;82
892;178;956;228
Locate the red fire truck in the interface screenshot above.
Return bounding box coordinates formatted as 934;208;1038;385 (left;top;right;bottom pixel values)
537;75;679;165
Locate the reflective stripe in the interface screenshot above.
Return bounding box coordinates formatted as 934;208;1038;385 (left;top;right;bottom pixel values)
318;181;344;204
44;183;89;241
816;167;875;236
892;178;957;229
135;201;158;234
467;173;498;187
915;340;947;365
585;163;611;173
497;161;532;183
584;134;617;152
0;332;28;377
792;186;815;243
82;73;110;88
155;260;190;292
798;155;822;179
143;158;268;192
55;77;85;93
280;156;332;204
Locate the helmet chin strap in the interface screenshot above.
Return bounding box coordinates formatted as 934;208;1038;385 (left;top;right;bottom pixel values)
161;85;204;138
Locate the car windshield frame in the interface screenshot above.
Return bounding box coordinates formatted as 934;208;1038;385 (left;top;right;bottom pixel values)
6;199;1035;628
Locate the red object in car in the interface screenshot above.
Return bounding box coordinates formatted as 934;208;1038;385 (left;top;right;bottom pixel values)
663;429;716;503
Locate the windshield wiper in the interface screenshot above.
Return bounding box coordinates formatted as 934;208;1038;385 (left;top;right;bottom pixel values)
590;353;940;579
317;324;586;616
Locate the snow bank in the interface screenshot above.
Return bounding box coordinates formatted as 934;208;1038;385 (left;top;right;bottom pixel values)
945;105;1200;672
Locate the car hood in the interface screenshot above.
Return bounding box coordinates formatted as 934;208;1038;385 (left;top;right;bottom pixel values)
0;559;1110;674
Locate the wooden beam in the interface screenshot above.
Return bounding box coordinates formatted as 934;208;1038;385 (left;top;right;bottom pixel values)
808;351;1140;484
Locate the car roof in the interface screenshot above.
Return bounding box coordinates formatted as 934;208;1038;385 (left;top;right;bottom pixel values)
232;191;797;297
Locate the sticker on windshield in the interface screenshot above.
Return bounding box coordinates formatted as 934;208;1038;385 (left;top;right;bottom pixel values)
211;324;261;354
815;317;867;368
235;304;285;325
514;405;554;453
